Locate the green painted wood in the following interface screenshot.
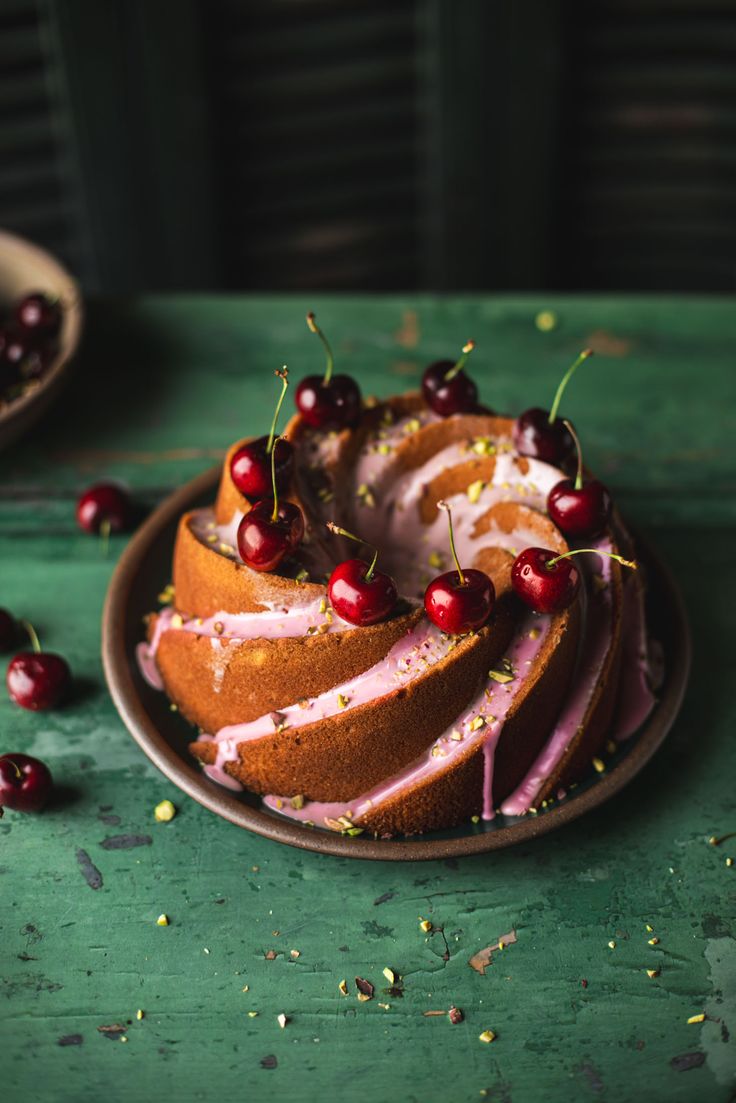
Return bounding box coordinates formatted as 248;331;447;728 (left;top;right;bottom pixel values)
0;295;734;1103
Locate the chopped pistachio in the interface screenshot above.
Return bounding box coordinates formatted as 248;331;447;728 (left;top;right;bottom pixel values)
383;967;395;984
154;799;176;823
646;969;659;979
419;918;433;933
645;924;654;932
592;757;606;774
687;1013;706;1024
488;669;514;685
290;949;300;959
529;627;541;640
277;1013;288;1028
467;479;485;504
377;444;392;456
156;914;169;927
357;993;372;1003
136;1009;144;1021
535;309;557;332
337;693;349;709
478;1030;496;1044
170;613;184;629
450;730;463;741
608;940;616;950
470;716;485;731
404;417;421;434
428;551;444;570
727;857;734;867
247;1011;258;1018
338;979;349;996
648;937;659;946
290;794;304;810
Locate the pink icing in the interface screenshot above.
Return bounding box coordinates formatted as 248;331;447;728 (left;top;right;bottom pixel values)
263;612;549;825
612;570;657;741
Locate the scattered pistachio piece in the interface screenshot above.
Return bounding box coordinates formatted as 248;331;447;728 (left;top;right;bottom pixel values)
382;967;395;984
608;940;616;950
290;794;304;811
646;969;659;979
592;757;606;774
156;914;169;927
479;1030;496;1044
154;799;176;823
136;1009;144;1021
467;479;485;504
337;693;349;710
419;918;433;933
648;937;660;946
290;949;300;959
338;979;348;996
687;1013;706;1024
247;1011;258;1018
277;1014;288;1029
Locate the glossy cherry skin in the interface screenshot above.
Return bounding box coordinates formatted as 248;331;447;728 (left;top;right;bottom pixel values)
230;436;293;499
76;483;131;534
511;547;580;614
422;360;478;417
547;478;611;539
237;500;304;572
0;609;16;651
0;753;53;812
295;374;362;430
15;293;61;337
7;651;71;710
328;558;398;626
424;568;495;634
513;408;574;465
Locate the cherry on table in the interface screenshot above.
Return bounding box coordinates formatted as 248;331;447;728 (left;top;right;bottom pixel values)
326;523;398;626
230;368;293;498
15;292;61;337
514;348;593;465
423;501;494;633
422;340;479;417
547;420;611;539
0;753;53;812
76;483;131;535
0;609;17;651
295;312;361;430
6;621;71;711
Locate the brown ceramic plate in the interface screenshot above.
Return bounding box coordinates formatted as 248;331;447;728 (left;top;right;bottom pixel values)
102;466;691;861
0;229;83;451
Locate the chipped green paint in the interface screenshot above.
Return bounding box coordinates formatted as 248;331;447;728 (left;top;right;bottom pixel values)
0;296;734;1102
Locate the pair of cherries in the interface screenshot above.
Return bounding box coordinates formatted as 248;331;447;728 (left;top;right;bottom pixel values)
1;292;61;392
233;369;305;572
326;503;495;635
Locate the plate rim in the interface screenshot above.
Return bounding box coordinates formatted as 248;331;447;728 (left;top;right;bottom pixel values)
102;465;692;862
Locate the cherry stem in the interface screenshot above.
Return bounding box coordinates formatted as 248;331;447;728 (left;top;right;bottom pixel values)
563;419;584;490
266;367;289;455
5;757;22;779
546;549;637;571
100;518;111;558
437;500;465;585
326;521;379;581
306;312;334;385
20;618;41;654
444;340;476;382
270;437;282;523
548;348;594;425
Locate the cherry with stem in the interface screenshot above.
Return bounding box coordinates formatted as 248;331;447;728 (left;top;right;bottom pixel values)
236;437;304;571
547;420;612;539
514;348;594;464
230;367;294;498
511;546;636;614
295;312;362;430
326;522;398;626
422;340;479;417
424;501;495;633
6;619;71;710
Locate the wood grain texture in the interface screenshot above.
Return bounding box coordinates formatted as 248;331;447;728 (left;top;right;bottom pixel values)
0;296;733;1102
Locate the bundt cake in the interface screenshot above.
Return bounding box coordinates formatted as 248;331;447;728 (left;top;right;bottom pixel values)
137;319;659;837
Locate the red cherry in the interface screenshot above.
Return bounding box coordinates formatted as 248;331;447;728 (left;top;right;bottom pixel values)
0;609;17;651
0;753;53;812
513;407;575;465
230;368;293;497
511;547;581;614
326;522;398;625
424;569;494;634
15;293;61;337
295;313;361;430
514;349;593;465
423;500;494;633
237;500;304;572
546;419;611;538
76;483;131;534
548;478;611;539
7;622;70;710
231;436;293;498
422;340;478;417
328;558;398;626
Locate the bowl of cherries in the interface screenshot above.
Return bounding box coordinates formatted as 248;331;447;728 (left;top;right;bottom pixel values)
0;229;83;451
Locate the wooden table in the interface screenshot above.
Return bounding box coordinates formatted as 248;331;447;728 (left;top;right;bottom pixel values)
1;296;733;1103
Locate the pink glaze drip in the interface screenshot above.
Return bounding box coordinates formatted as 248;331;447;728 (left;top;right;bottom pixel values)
200;621;454;777
203;763;243;791
499;546;615;816
612;570;657;740
136;641;164;690
263;612;550;827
